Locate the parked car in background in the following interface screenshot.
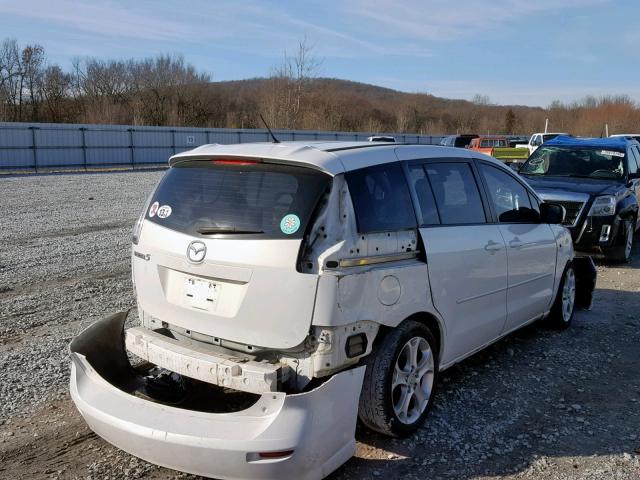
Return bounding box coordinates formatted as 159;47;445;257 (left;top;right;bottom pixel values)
70;141;594;480
367;135;396;142
439;134;478;148
520;135;640;262
469;135;529;164
507;135;529;148
517;132;568;155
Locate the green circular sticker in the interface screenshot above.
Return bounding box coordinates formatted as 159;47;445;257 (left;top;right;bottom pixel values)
280;214;300;235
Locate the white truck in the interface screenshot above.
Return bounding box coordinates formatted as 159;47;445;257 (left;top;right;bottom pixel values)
517;132;568;156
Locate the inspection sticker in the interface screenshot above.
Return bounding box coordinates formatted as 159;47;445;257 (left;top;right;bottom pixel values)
600;150;625;157
280;214;300;235
157;205;172;219
148;201;159;218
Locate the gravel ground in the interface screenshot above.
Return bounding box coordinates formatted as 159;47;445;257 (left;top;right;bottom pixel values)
1;170;639;480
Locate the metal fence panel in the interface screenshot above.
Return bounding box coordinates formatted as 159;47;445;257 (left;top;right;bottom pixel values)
134;130;173;148
0;149;34;169
174;132;208;148
208;131;243;144
134;147;174;165
0;122;447;171
37;148;84;168
86;148;131;166
36;128;82;148
84;129;129;147
0;127;32;147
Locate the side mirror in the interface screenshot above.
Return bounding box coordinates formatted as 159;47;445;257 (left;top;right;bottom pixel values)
540;202;566;224
628;172;640;180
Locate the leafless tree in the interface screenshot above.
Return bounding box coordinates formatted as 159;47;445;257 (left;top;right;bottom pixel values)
263;37;322;129
40;65;71;122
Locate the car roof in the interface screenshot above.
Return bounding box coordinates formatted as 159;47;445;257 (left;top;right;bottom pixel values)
544;135;632;149
169;141;504;176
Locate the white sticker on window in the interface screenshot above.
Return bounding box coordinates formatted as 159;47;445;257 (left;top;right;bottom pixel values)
148;201;159;218
157;205;172;219
600;150;625;157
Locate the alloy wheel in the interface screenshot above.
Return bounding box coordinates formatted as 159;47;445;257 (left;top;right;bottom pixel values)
391;336;435;424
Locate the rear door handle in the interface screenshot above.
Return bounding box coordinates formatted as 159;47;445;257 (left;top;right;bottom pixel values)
509;237;523;249
484;240;503;252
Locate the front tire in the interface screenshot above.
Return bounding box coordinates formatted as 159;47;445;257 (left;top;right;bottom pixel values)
358;320;439;437
604;219;633;263
547;263;576;329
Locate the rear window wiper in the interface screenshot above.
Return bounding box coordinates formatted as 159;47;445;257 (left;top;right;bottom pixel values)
197;226;264;235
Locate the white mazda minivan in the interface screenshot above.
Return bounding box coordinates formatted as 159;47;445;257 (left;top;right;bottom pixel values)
70;141;596;480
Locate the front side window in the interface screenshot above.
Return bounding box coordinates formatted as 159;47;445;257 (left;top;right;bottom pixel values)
627;147;640;174
480;164;538;223
147;160;331;239
521;146;626;179
346;162;416;233
425;162;486;225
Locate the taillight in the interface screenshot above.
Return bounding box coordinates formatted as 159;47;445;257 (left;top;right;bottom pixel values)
132;192;154;245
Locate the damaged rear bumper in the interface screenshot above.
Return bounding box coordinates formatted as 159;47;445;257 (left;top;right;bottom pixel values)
69;312;365;480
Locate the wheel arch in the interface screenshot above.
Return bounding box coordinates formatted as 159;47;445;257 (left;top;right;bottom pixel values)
373;311;445;362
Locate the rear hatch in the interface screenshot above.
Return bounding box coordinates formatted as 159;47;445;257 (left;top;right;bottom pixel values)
133;158;331;349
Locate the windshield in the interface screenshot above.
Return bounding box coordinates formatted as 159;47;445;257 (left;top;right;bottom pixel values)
146;160;331;239
520;146;626;179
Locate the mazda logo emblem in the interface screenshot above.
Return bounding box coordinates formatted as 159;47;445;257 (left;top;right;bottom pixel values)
187;240;207;263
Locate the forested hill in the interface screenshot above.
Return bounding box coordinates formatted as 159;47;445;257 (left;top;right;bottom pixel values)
1;37;637;135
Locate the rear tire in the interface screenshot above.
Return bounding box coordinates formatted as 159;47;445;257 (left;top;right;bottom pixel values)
546;263;576;330
358;320;439;437
604;219;633;263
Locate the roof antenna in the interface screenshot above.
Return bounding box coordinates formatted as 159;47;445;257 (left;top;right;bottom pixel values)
259;114;280;144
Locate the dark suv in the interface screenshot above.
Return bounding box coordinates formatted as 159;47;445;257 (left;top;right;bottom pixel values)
519;135;640;262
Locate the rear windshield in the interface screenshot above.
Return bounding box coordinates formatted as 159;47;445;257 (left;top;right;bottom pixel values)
521;146;626;179
480;139;508;148
146;160;331;239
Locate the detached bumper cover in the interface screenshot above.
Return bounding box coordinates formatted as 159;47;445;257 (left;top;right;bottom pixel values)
69;312;365;480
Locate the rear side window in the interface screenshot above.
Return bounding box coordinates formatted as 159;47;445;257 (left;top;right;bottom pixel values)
408;165;440;225
147;160;331;239
425;162;486;224
346;162;416;233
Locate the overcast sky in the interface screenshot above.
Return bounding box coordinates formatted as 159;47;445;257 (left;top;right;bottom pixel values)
1;0;638;107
